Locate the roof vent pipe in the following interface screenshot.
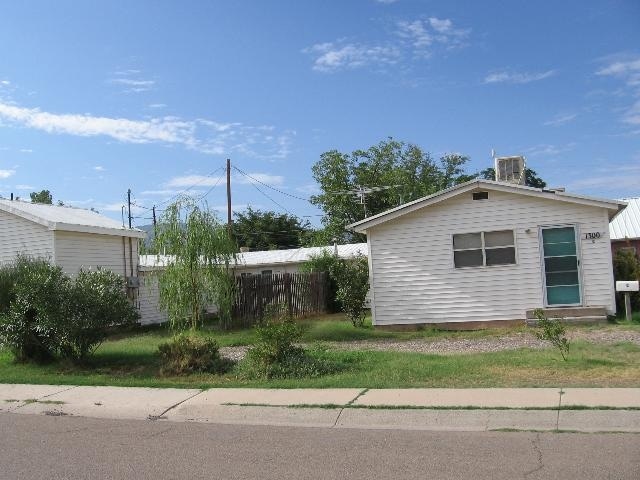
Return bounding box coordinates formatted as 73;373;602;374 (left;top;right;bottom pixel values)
10;193;13;201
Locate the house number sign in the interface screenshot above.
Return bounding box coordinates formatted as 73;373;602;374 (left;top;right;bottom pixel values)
584;232;602;240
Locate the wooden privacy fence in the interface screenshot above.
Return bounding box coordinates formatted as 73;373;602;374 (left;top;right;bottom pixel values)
233;272;328;326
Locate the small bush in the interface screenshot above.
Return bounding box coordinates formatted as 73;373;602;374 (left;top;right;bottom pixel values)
158;334;232;376
239;308;343;379
58;269;139;363
533;309;570;361
330;255;369;327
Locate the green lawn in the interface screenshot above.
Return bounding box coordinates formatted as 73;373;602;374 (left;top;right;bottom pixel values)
0;315;638;389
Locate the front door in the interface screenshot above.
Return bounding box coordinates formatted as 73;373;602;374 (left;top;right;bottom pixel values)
541;226;582;306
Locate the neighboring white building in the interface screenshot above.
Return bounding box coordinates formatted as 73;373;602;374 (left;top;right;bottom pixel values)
137;243;368;325
609;197;640;258
0;199;145;278
349;179;626;328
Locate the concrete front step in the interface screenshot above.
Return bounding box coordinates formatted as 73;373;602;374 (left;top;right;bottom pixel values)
525;307;608;325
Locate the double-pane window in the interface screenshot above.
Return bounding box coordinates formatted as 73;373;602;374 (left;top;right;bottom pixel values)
453;230;516;268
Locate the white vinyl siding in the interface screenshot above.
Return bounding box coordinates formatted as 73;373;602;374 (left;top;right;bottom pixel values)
53;231;135;277
0;209;54;265
367;190;615;325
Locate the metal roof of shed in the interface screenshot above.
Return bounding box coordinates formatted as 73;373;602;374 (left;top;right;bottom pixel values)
610;197;640;241
139;243;368;270
0;199;145;238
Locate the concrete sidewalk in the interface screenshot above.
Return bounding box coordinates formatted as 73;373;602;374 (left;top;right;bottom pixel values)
1;384;639;433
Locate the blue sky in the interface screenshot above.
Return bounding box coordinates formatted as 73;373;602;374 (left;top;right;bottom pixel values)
0;0;638;227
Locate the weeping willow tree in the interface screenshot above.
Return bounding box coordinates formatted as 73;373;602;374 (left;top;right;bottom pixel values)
155;198;237;330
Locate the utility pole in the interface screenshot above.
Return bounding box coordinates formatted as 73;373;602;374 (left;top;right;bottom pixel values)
127;189;132;229
226;158;232;235
152;205;157;235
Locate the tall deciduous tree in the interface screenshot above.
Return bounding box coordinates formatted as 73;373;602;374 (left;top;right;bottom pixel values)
310;138;474;242
155;198;237;330
477;167;547;188
30;190;53;204
233;207;311;251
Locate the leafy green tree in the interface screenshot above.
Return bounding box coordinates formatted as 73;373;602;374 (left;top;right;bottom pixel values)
477;167;547;188
311;138;473;242
330;255;370;327
300;250;342;312
155;198;237;330
233;207;311;251
30;190;53;204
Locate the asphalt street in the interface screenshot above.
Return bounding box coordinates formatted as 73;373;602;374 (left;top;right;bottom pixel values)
1;413;639;479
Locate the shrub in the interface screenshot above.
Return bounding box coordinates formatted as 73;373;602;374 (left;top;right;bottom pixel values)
300;251;342;313
533;309;570;361
330;255;370;327
158;334;232;376
58;269;139;363
0;257;68;363
613;249;640;312
239;308;343;379
0;258;139;364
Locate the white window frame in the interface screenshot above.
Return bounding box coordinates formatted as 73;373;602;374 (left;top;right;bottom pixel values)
452;229;518;269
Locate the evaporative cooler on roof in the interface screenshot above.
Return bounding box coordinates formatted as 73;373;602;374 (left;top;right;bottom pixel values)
495;156;526;185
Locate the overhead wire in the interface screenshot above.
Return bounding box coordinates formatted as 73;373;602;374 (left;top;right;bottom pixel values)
232;165;313;203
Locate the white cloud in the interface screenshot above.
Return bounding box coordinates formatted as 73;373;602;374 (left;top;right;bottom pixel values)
109;70;155;93
596;54;640;127
596;56;640;86
295;183;320;195
484;70;555;84
304;42;401;73
623;100;640;125
0;169;15;179
15;184;34;190
0;101;293;160
375;0;399;4
111;78;155;88
166;175;225;188
524;142;577;157
101;202;146;216
148;103;167;109
543;113;578;127
235;173;284;186
304;17;469;73
567;163;640;193
0;80;10;86
166;172;284;188
397;17;469;53
93;165;105;171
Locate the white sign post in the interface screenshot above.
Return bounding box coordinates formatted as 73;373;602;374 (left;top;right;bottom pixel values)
616;281;639;323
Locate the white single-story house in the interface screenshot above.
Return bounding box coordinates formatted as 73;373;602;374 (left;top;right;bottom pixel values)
137;243;368;325
609;197;640;258
349;179;626;328
0;199;145;279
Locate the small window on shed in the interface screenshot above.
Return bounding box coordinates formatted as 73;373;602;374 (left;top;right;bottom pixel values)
472;191;489;200
261;270;272;275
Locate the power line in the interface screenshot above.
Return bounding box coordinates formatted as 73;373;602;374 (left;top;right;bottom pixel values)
155;165;226;207
232;165;312;203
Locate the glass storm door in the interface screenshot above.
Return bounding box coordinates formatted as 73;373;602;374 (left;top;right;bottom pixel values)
541;226;581;306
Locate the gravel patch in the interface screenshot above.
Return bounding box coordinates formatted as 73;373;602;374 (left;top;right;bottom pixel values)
219;346;249;362
218;328;640;360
